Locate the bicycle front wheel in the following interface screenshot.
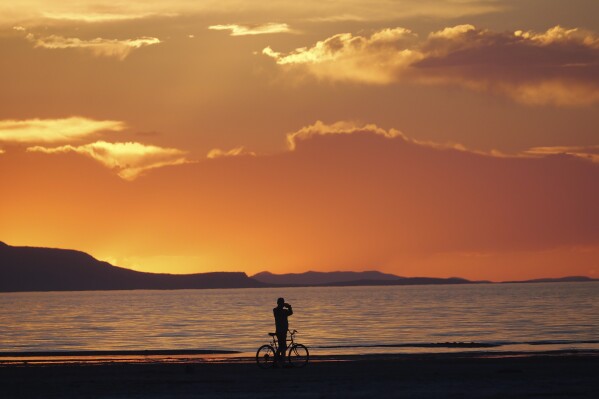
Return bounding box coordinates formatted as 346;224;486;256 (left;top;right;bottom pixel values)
256;345;276;369
287;344;309;368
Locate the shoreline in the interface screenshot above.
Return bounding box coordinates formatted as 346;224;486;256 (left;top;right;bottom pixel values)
1;348;598;364
0;349;240;358
2;350;598;398
2;345;598;360
1;279;598;295
2;279;598;296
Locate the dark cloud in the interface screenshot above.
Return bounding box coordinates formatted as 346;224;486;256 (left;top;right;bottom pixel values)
3;121;597;278
264;25;599;106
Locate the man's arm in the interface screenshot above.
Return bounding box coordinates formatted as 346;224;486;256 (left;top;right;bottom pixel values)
286;304;293;316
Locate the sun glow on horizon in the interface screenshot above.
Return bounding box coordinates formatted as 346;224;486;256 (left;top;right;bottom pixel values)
1;0;598;282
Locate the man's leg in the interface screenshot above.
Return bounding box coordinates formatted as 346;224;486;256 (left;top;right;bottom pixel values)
276;332;287;363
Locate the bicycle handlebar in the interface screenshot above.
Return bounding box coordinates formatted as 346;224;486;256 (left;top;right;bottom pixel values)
268;329;298;336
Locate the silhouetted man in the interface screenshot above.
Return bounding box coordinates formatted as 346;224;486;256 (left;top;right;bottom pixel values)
273;297;293;363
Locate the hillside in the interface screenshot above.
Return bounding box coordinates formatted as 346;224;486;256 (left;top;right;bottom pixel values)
0;242;264;292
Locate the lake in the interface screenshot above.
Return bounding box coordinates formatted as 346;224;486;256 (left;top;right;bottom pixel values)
1;282;598;355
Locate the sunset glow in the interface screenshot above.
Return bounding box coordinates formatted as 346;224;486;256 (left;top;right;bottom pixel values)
1;0;598;281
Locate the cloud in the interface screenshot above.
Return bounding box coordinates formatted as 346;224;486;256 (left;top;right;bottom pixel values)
286;120;507;159
514;26;599;47
0;117;125;143
306;14;366;23
264;25;599;106
525;145;599;163
289;122;599;164
209;23;290;36
0;2;175;26
27;141;188;180
428;24;477;40
417;25;599;106
207;147;256;159
0;1;503;27
286;120;403;150
40;11;163;23
263;27;421;84
26;33;160;60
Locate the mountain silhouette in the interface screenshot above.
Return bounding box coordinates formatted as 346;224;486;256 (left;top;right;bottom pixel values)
251;270;403;285
0;242;264;292
501;276;596;284
1;242;596;292
251;271;482;286
321;277;480;286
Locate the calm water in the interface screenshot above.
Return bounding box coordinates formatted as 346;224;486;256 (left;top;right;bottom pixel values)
1;282;598;355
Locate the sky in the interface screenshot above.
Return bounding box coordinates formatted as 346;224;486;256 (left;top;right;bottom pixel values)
0;0;598;281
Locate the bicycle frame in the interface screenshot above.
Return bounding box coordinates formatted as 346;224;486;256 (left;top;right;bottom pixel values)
269;329;297;352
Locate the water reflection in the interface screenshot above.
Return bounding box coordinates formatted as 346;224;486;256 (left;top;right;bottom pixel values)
0;282;597;354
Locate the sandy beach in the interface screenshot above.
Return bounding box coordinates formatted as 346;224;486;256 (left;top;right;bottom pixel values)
2;350;598;398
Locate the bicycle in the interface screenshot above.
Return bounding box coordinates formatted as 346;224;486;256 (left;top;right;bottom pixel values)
256;329;309;369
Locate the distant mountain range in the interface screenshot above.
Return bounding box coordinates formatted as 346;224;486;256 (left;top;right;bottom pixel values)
250;271;480;286
500;276;596;284
251;270;404;285
0;242;596;292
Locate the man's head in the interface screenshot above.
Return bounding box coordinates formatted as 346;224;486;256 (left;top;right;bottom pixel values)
277;297;285;307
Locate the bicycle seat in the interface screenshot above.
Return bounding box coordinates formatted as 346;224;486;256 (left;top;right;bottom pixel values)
268;333;277;337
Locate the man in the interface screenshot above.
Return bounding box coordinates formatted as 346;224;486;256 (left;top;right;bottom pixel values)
273;297;293;363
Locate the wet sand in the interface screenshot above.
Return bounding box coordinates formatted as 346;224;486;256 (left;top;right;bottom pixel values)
1;351;598;398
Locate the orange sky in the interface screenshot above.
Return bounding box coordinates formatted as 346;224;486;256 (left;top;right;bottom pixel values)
1;1;598;281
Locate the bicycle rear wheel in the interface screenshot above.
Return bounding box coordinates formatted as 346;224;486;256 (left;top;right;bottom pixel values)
256;345;276;369
287;344;309;368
